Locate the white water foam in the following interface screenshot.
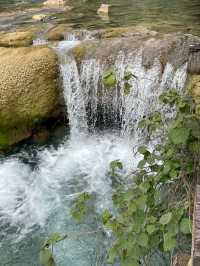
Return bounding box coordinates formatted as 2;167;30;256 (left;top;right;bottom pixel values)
0;133;134;265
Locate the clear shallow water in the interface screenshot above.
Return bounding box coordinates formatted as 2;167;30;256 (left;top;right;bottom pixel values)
0;0;41;11
0;0;200;35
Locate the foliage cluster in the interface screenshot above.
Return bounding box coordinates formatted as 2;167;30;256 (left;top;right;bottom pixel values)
71;89;199;266
100;89;198;265
40;71;199;266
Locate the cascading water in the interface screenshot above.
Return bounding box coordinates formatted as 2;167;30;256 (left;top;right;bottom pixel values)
0;34;188;266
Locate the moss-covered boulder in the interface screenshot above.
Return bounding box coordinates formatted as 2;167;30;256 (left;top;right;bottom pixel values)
0;46;60;149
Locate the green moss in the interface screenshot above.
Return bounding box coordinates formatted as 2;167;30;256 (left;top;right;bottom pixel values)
101;27;128;38
0;132;10;149
0;124;31;150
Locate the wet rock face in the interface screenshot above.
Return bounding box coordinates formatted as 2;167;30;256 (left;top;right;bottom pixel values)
71;29;200;71
0;46;60;149
142;33;200;71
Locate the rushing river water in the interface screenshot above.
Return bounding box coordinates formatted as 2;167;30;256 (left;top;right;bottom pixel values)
0;0;200;35
0;132;134;266
0;32;189;265
0;0;197;263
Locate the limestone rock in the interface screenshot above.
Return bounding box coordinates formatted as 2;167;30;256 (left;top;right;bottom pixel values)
32;14;47;21
0;46;60;149
97;4;109;14
71;28;199;73
190;75;200;103
0;31;34;47
172;254;191;266
47;24;72;41
43;0;65;8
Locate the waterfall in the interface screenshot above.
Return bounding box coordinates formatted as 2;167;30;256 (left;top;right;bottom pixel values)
0;34;189;266
58;45;188;141
57;40;89;137
60;55;88;137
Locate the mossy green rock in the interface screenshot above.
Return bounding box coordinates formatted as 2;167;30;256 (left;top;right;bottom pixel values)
0;46;60;149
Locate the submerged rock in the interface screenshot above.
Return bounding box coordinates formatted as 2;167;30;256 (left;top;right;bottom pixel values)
0;46;60;149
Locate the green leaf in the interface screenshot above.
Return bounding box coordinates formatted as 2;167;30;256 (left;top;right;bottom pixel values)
46;233;67;246
138;146;150;156
180;218;192;234
137;159;146;169
163;234;176;251
139;182;150;193
127;202;137;214
124;71;137;81
124;82;132;95
102;210;112;224
138;233;148;247
159;90;179;105
136;195;147;209
159;212;172;225
189;141;199;154
151;112;162;123
169;127;190;145
146;224;156;235
110;160;123;176
108;245;118;264
163;162;171;175
71;192;92;223
40;248;56;266
166;223;179;237
110;160;123;171
138;119;146;129
102;70;117;88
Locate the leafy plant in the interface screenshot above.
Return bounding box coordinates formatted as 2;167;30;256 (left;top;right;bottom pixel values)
123;70;137;95
40;233;67;266
70;192;92;223
102;70;117;88
110;159;123;177
70;89;198;265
